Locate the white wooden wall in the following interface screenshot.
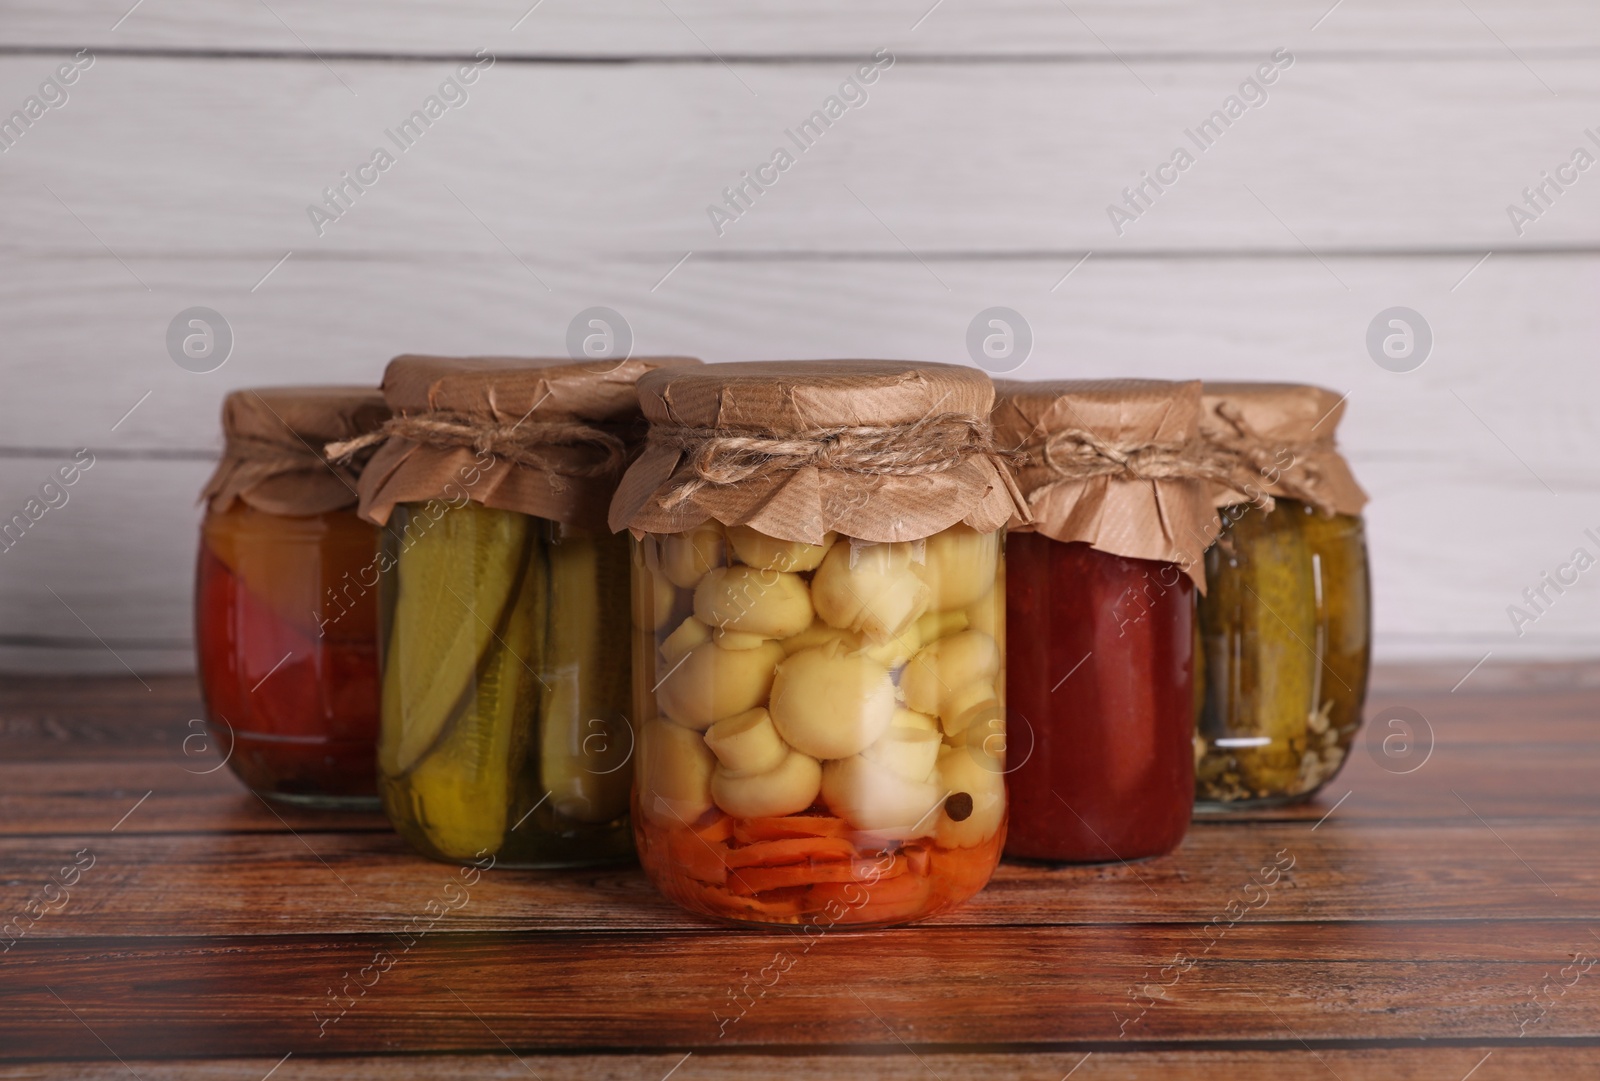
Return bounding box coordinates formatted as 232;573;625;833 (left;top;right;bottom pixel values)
3;1;1598;675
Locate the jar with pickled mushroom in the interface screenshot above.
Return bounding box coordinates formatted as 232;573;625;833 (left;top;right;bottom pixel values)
994;380;1233;862
610;360;1029;926
349;354;700;865
195;386;390;808
1192;383;1370;809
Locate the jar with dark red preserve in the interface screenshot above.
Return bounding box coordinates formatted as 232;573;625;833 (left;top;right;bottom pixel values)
195;387;390;807
993;380;1238;862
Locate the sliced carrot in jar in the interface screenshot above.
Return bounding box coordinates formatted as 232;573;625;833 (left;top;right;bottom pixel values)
732;814;852;843
724;836;860;868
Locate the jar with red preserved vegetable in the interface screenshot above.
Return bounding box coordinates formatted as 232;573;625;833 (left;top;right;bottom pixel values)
611;361;1029;926
993;380;1239;862
195;387;390;807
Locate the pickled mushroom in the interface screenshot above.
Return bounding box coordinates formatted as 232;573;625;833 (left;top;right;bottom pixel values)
769;640;896;760
703;707;787;775
727;525;837;572
811;540;930;642
640;719;716;823
900;630;1001;718
821;754;943;838
711;750;823;819
660;524;726;589
914;525;999;612
935;743;1006;847
861;725;942;782
694;565;813;639
656;640;784;730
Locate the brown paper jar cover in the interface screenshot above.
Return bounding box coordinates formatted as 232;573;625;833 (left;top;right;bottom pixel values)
201;386;389;516
1200;382;1367;517
608;360;1029;544
355;354;701;531
993;378;1228;588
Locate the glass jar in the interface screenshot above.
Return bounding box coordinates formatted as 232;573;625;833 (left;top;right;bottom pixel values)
1004;537;1194;861
377;500;635;866
196;503;382;806
1194;498;1370;808
631;522;1008;927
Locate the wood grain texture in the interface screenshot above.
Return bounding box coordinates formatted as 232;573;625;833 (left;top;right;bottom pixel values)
1;670;1597;1071
9;0;1600;56
1;56;1596;257
4;249;1598;667
4;921;1598;1056
4;1048;1595;1081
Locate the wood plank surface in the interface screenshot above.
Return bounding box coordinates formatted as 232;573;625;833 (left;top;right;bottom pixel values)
4;921;1599;1057
10;0;1600;56
2;56;1597;259
5;251;1599;667
2;669;1598;1072
1;1048;1594;1081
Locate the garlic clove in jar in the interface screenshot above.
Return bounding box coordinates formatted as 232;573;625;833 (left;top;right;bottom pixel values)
713;628;771;651
935;743;1006;848
769;640;897;760
727;525;837;573
900;630;1001;717
703;706;787;775
892;707;939;734
861;725;943;783
661;617;712;666
811;540;931;642
660;523;726;589
639;719;716;823
657;640;784;731
915;608;969;645
711;750;822;819
914;525;999;612
694;566;814;640
632;562;678;632
821;753;943;838
780;618;862;657
941;681;1002;737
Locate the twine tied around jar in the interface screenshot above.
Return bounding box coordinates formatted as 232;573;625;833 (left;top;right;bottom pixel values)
1022;427;1271;508
650;412;1019;509
325;412;630;479
1205;401;1338;515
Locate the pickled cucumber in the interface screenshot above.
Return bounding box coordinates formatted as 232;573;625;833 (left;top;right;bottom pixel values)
404;544;542;858
379;503;530;776
539;533;633;824
1199;504;1317;795
1298;507;1371;743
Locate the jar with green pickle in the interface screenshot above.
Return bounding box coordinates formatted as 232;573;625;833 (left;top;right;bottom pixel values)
1192;383;1371;809
346;353;700;865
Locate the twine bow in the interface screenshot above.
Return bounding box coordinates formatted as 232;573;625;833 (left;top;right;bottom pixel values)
1022;427;1270;508
651;412;1016;508
325;412;630;478
1205;401;1336;514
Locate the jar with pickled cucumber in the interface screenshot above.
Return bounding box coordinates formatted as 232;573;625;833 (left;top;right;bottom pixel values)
993;379;1229;862
351;354;700;865
610;361;1029;926
1192;383;1371;809
195;387;390;808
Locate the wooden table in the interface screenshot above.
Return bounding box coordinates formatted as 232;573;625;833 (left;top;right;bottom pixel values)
2;665;1598;1079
